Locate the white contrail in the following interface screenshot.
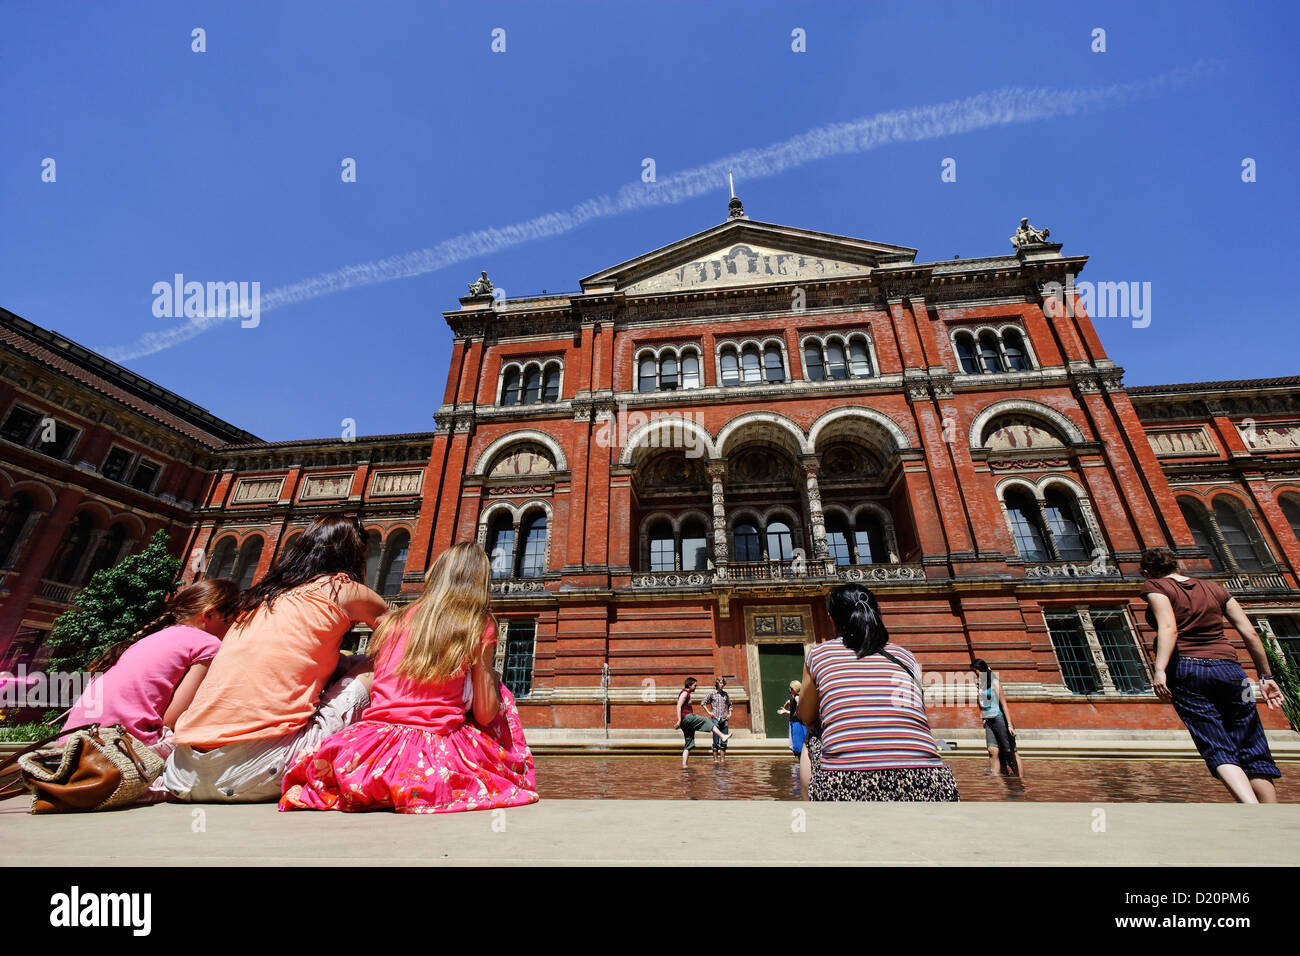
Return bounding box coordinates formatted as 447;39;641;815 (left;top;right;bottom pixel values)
104;62;1215;361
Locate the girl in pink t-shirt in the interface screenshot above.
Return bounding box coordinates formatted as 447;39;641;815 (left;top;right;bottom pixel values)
63;579;241;758
280;542;538;814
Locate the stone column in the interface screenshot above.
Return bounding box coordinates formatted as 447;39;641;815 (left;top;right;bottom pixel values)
707;460;728;577
3;509;47;569
801;456;830;564
71;529;108;586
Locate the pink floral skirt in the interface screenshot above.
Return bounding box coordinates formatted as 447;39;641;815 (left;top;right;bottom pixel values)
278;687;538;814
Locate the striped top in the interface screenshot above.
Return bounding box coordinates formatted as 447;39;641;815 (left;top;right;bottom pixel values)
805;639;942;772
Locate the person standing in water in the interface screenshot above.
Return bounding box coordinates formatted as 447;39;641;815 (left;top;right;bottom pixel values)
674;677;730;768
972;659;1022;777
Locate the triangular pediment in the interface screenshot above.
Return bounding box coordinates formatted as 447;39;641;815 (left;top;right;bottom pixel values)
580;218;917;295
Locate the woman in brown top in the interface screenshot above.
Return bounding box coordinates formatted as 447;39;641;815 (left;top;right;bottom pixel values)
1139;547;1283;803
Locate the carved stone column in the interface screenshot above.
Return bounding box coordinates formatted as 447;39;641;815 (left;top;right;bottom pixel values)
114;537;139;568
71;529;108;585
706;460;728;576
3;509;47;569
801;456;830;562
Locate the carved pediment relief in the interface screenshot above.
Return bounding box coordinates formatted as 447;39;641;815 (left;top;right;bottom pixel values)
624;243;873;295
983;416;1066;451
488;442;555;478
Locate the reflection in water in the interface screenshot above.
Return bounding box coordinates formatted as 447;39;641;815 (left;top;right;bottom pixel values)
536;757;1294;803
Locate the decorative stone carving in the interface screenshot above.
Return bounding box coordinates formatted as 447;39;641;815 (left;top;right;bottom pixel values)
1023;561;1120;579
1010;217;1051;249
629;571;710;589
984;416;1066;451
1147;428;1214;457
369;470;422;496
300;474;354;500
1239;421;1300;452
989;457;1071;471
230;477;283;504
488;442;555;478
490;579;545;594
467;271;494;296
626;243;873;295
840;565;925;582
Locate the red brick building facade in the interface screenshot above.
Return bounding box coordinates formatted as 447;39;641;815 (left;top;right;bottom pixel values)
4;205;1299;735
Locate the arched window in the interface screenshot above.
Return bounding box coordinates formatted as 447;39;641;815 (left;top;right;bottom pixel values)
207;537;237;580
803;343;825;381
680;520;709;571
740;346;762;384
522;366;542;405
978;331;1006;373
825;341;848;380
48;513;92;584
501;368;522;406
1281;495;1300;544
638;355;658;393
1043;489;1091;560
1004;490;1049;561
379;529;409;597
848;338;872;378
766;520;794;561
487;512;516;580
542;364;561;402
854;515;888;565
364;530;383;589
87;524;127;579
0;492;34;568
517;512;548;578
1213;499;1270;572
734;522;761;562
954;333;980;374
1179;500;1224;572
681;353;700;390
763;345;785;383
659;354;679;391
648;521;675;572
720;348;740;387
234;536;264;590
824;514;852;566
1003;330;1031;371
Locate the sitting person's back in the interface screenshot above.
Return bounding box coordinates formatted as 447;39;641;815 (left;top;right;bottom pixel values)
798;583;958;802
175;572;355;747
804;638;941;771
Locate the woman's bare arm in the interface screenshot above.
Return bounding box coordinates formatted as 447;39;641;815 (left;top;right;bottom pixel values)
1143;591;1177;699
1224;597;1285;709
470;640;501;726
162;662;211;729
336;580;390;627
796;665;819;726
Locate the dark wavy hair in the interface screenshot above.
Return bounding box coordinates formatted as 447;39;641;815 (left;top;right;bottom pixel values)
233;515;367;617
827;583;889;658
1140;547;1179;578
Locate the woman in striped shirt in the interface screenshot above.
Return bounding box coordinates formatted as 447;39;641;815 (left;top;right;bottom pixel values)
797;584;959;801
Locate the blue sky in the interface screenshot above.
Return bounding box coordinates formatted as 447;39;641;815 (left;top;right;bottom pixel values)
2;1;1297;442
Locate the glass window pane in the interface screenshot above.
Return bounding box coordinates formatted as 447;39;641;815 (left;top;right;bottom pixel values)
660;355;678;390
543;365;561;402
1005;491;1049;561
1043;490;1091;560
848;340;871;377
1214;500;1266;571
1281;497;1300;544
1003;330;1030;370
741;347;762;383
649;523;675;571
721;350;740;387
979;332;1005;373
681;523;708;571
1179;501;1224;572
0;407;38;444
380;531;409;597
638;357;658;392
502;369;521;406
1091;610;1151;694
102;447;132;482
517;513;548;578
681;354;700;389
365;531;383;588
236;538;264;590
502;619;536;698
955;335;980;374
804;345;825;381
1045;611;1102;694
854;517;887;565
734;523;760;562
826;343;848;380
766;521;794;560
489;518;516;580
523;368;542;404
763;346;784;383
824;517;851;566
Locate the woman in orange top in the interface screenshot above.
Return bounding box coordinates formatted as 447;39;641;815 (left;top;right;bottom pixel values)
164;516;390;802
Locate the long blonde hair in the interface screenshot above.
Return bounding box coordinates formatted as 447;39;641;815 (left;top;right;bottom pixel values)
367;541;493;683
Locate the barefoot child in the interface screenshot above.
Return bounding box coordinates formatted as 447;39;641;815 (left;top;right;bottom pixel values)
279;542;538;813
675;677;730;767
62;579;241;794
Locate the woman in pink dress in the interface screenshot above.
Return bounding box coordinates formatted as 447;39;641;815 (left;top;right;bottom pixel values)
279;541;537;814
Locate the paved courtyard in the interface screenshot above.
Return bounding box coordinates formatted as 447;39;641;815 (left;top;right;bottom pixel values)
2;799;1296;866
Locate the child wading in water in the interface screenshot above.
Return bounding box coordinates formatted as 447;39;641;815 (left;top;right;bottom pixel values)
279;542;538;813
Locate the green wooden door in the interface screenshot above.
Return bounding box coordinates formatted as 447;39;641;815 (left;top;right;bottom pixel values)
758;644;805;737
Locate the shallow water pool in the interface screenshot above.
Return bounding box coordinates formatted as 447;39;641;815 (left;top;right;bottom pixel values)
534;755;1296;802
